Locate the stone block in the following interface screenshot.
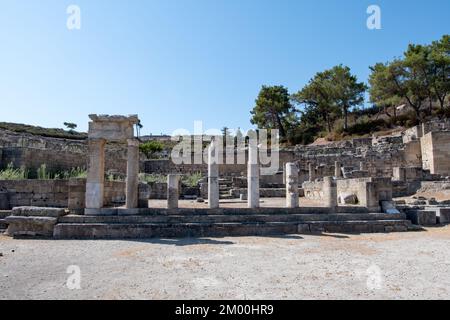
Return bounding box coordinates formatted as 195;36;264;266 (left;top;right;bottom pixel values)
5;216;57;237
0;191;9;210
381;201;400;214
436;208;450;224
406;210;437;226
11;206;66;218
339;193;358;205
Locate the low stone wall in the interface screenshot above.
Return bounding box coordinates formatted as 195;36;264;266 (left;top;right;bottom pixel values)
302;180;325;200
0;180;69;209
147;182;200;200
419;181;450;193
421;131;450;175
230;188;286;198
336;177;392;211
68;178;126;212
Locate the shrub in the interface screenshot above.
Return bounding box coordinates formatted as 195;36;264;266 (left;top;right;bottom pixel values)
0;163;28;180
37;164;51;180
182;172;203;187
139;173;166;184
59;167;87;179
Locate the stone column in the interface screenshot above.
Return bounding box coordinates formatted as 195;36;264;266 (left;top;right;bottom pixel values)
167;174;181;209
286;163;299;208
323;176;337;210
85;138;106;209
208;140;219;209
335;161;342;178
248;143;260;208
125;139;140;209
308;163;315;182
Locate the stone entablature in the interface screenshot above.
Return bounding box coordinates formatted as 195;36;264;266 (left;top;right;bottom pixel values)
88;114;139;142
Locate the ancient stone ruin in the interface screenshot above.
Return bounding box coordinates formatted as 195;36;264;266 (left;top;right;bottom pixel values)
1;115;450;239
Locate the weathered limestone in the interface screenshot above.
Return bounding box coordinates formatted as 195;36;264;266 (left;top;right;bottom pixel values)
421;131;450;175
167;174;181;209
286;163;299;208
11;206;66;218
334;161;342;178
248;143;260;208
6;216;57;237
88;114;138;141
5;206;66;237
85;138;106;209
406;210;437;226
323;177;337;209
138;183;151;208
208;140;219;209
308;163;315;182
125;139;139;209
84;114;140;215
339;193;358;205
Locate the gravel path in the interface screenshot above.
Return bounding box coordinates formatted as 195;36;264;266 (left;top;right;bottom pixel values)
1;226;450;300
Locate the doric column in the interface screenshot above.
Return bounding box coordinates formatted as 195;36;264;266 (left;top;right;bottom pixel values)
248;143;260;208
323;176;337;210
208;139;219;209
85;138;106;209
125;139;139;209
286;163;299;208
167;174;181;209
335;161;342;178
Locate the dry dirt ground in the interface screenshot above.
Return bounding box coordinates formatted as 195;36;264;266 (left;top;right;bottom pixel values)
1;226;450;300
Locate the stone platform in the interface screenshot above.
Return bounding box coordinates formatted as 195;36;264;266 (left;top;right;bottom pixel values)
54;208;413;239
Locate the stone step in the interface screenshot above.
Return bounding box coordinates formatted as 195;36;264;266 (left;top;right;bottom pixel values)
0;219;7;229
59;213;407;225
53;219;413;239
81;206;377;216
0;211;12;219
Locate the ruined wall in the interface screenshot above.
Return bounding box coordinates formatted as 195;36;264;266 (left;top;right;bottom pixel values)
0;180;69;208
68;178;126;212
336;177;392;211
302;180;325;201
421;131;450;175
145;182;200;200
0;129;129;174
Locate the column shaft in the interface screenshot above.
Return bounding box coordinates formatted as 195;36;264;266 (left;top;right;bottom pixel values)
126;139;139;209
323;176;337;210
286;163;299;208
85;139;106;209
208;140;219;209
167;174;181;209
248;144;260;208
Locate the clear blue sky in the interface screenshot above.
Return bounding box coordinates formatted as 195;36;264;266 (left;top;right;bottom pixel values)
0;0;449;135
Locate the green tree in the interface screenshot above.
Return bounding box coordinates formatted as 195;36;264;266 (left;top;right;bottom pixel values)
64;122;77;130
250;85;297;140
292;69;341;133
139;141;164;159
369;62;403;119
429;35;450;112
328;65;367;130
369;35;449;122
